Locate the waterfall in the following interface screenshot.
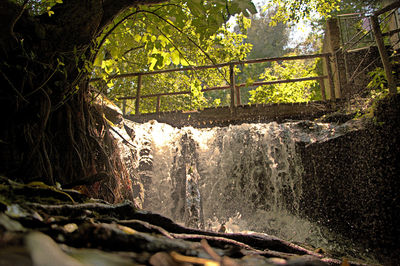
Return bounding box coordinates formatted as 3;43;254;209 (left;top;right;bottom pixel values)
129;119;350;247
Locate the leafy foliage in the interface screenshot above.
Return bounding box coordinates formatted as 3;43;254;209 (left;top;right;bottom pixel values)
265;0;341;24
367;67;388;91
305;0;381;39
89;0;374;113
249;54;320;104
91;0;255;113
16;0;375;114
235;8;291;103
242;8;290;60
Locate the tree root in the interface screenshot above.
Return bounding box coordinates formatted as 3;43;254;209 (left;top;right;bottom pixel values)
0;180;369;265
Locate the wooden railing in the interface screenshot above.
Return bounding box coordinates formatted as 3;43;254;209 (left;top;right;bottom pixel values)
334;1;400;96
91;53;335;115
370;0;400;94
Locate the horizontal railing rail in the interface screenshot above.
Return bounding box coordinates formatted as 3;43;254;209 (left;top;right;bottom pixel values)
90;53;335;115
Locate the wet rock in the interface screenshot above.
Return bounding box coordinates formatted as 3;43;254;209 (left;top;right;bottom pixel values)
87;94;144;207
184;165;203;229
298;96;400;264
170;133;204;229
318;112;356;124
92;94;123;125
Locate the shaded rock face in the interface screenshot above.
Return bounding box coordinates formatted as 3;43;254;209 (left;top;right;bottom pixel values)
298;95;400;264
89;95;144;207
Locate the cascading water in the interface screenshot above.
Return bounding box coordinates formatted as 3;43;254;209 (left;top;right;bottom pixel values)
129;119;360;251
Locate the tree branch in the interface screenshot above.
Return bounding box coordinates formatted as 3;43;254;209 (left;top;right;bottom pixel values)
10;0;29;42
123;45;146;56
141;10;230;84
100;0;169;30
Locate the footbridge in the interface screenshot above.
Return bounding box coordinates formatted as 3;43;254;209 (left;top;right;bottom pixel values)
124;101;340;127
92;53;342;127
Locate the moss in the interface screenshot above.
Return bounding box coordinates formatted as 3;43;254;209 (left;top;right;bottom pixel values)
372;93;400;125
318;111;356;123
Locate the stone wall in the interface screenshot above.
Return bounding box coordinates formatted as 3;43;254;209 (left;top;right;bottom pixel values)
297;95;400;264
89;94;144;207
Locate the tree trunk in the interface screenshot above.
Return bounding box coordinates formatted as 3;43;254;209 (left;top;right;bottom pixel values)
0;0;164;187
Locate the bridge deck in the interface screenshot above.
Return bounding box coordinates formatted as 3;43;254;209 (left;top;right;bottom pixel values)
124;101;341;127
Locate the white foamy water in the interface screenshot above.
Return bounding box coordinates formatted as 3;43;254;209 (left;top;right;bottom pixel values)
128;119;364;252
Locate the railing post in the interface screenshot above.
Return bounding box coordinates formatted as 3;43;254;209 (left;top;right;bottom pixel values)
135;74;142;115
236;83;241;105
370;15;397;94
122;99;126;115
319;77;327;102
229;64;236;110
326;19;344;99
324;54;336;100
156;95;161;114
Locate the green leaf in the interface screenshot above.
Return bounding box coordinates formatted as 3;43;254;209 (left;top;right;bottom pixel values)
180;58;189;66
101;59;113;69
170;50;180;65
107;80;114;88
187;0;205;17
109;46;119;59
158;35;169;47
47;6;54;17
134;34;142;42
93;54;103;67
149;57;158;70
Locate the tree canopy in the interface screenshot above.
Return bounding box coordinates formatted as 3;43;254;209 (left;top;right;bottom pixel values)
91;2;255;113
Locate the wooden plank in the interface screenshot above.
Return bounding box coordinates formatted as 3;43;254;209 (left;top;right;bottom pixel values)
236;85;241;106
119;90;190;100
370;15;397;94
237;53;331;65
235;76;328;88
125;101;340;127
